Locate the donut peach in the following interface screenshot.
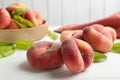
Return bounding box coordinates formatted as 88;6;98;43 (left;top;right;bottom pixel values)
6;2;26;14
61;38;94;73
60;30;83;42
27;41;64;69
23;10;43;26
82;24;116;53
0;8;10;17
0;8;11;29
0;15;11;29
6;19;21;29
104;26;117;42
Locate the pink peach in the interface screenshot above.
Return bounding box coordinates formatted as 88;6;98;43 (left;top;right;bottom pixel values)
60;30;83;42
6;2;26;14
82;24;116;53
0;8;10;17
61;38;94;73
23;10;43;26
5;19;21;29
27;41;64;69
0;14;11;29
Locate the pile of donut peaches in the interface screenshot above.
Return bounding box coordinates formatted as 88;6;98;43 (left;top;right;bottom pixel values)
0;2;43;29
27;24;117;73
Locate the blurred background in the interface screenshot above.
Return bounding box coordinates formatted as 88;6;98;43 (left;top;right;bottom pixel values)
0;0;120;26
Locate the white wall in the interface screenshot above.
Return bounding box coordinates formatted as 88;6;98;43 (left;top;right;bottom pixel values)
0;0;120;26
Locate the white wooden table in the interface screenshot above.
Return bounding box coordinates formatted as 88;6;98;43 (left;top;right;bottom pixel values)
0;27;120;80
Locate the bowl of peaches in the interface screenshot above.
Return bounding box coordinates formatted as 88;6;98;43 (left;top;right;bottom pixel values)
0;2;48;43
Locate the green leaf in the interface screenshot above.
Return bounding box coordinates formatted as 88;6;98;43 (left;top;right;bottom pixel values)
0;46;15;54
12;7;29;16
0;54;2;58
0;42;13;46
93;51;107;63
110;42;120;53
13;15;35;28
14;19;28;28
0;46;16;58
15;40;33;50
48;30;58;40
2;49;16;57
